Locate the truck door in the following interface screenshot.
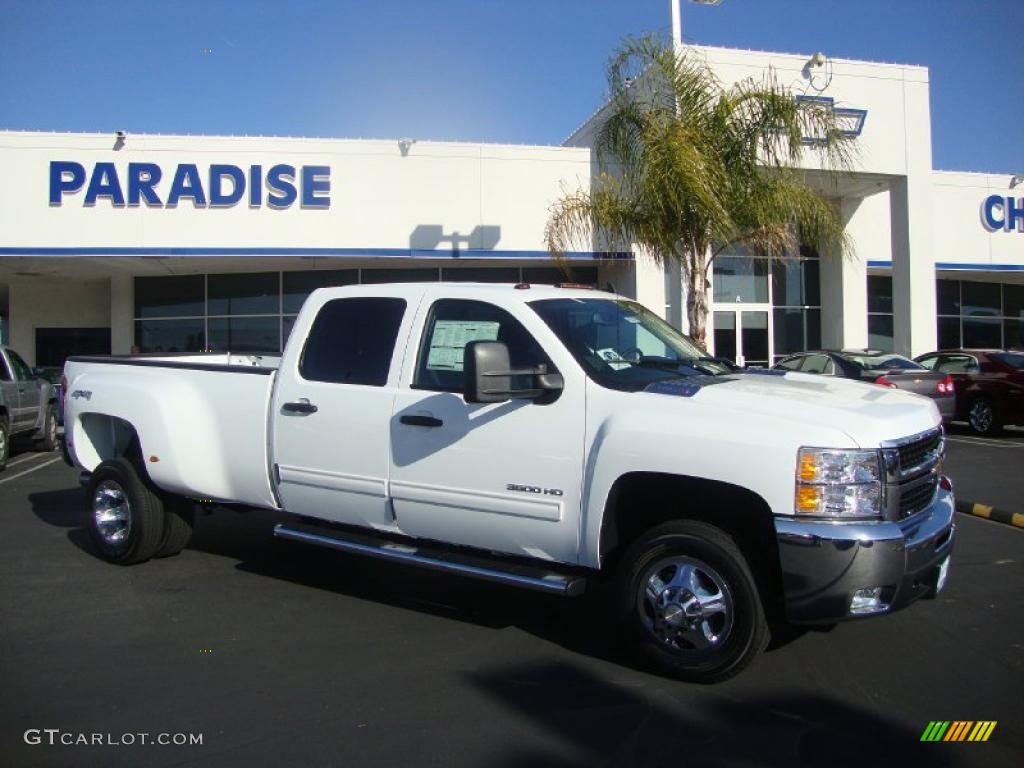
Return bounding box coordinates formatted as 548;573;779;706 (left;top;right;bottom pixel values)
388;296;586;565
0;353;22;429
272;291;417;530
5;350;39;430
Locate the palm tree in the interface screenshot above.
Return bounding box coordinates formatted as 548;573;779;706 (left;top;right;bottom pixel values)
546;35;852;347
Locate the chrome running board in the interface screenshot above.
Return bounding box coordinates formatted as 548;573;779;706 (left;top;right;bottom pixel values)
273;522;586;597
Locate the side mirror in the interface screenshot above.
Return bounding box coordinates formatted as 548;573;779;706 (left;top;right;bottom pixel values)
463;341;563;404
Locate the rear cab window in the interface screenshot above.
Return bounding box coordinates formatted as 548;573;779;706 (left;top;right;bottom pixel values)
299;297;407;386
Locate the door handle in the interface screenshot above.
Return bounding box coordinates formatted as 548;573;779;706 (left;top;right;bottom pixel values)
400;415;443;428
282;400;318;415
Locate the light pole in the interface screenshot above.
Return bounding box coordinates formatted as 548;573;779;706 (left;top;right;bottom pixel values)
672;0;723;48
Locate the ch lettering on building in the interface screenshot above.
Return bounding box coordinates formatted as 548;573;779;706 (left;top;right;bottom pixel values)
49;161;331;209
982;195;1024;233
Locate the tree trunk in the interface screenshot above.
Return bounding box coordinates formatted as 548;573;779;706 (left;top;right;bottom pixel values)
684;248;710;350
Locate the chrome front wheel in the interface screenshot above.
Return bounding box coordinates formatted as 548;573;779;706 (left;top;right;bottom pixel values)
616;520;767;683
638;556;734;652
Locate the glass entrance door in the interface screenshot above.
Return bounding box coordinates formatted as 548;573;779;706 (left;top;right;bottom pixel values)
712;310;770;368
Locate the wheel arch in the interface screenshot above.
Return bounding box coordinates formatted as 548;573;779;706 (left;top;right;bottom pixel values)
599;472;783;610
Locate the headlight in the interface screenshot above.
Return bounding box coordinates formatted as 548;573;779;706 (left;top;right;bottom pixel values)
795;447;884;518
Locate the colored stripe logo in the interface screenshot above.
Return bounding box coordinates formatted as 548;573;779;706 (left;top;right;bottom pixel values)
921;721;997;742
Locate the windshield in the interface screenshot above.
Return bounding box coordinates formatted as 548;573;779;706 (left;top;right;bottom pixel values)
530;298;731;390
992;352;1024;370
845;353;923;371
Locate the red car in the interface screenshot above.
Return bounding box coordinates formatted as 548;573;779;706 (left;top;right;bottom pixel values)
914;349;1024;435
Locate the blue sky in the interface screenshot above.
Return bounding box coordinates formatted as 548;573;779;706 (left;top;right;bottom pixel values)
1;0;1020;174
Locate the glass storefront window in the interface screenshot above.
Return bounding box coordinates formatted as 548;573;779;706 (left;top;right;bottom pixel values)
936;279;1021;350
962;317;1001;348
1004;319;1023;350
135;319;205;353
1004;284;1024;321
713;256;768;303
207;272;279;316
937;317;961;349
361;268;440;284
282;270;358;313
135;275;204;318
937;279;960;315
867;276;893;314
961;281;1001;317
868;314;894;352
207;317;281;354
441;267;521;282
522;266;598;284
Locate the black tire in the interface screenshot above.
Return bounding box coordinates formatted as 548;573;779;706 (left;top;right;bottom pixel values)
35;404;58;452
0;418;9;471
154;496;195;558
614;520;768;684
967;396;1002;436
86;458;166;565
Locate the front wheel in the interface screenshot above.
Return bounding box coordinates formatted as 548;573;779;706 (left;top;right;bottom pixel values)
614;520;768;683
967;397;1001;436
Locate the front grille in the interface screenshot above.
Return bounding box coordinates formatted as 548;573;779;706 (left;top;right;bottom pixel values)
898;430;942;474
899;477;938;518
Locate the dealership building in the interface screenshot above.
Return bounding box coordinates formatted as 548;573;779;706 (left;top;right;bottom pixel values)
0;44;1021;368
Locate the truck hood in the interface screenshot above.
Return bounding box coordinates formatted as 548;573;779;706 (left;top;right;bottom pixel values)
644;371;939;448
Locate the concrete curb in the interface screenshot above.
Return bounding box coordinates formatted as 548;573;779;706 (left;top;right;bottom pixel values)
955;500;1024;529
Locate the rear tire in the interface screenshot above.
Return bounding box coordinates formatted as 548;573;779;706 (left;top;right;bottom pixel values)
154;497;195;558
967;396;1001;436
614;520;768;684
35;404;58;452
86;458;166;565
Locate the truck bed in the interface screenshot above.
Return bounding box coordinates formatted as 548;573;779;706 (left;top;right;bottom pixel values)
64;354;280;510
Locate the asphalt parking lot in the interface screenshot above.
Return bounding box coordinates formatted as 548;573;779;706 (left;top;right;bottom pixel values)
1;435;1021;768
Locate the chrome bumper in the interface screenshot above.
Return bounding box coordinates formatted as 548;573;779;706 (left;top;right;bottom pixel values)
774;486;955;624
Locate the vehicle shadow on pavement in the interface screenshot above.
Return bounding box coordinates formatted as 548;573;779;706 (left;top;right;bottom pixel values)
465;660;956;768
27;493;817;678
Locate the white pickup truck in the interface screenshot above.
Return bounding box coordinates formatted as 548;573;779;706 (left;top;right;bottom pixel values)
62;283;955;682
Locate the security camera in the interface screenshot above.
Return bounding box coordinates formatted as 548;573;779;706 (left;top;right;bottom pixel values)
808;52;827;68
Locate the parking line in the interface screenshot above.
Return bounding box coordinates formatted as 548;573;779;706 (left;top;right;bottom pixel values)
0;457;62;485
5;452;56;470
946;436;1024;449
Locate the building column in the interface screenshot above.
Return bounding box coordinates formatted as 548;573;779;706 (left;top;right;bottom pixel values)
634;249;668;320
890;176;937;356
110;274;134;354
820;197;869;350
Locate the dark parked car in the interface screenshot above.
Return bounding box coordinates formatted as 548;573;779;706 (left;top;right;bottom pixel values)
913;349;1024;435
773;349;955;421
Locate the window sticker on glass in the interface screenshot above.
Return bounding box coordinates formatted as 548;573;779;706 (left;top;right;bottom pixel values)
426;320;500;371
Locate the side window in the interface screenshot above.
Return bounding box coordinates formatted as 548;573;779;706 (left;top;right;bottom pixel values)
800;354;831;374
936;355;978;374
414;299;553;393
0;354;12;381
7;351;33;381
776;356;803;371
916;355;938;370
299;297;406;386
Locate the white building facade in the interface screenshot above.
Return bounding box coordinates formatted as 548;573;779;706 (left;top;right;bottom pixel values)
1;44;1021;368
